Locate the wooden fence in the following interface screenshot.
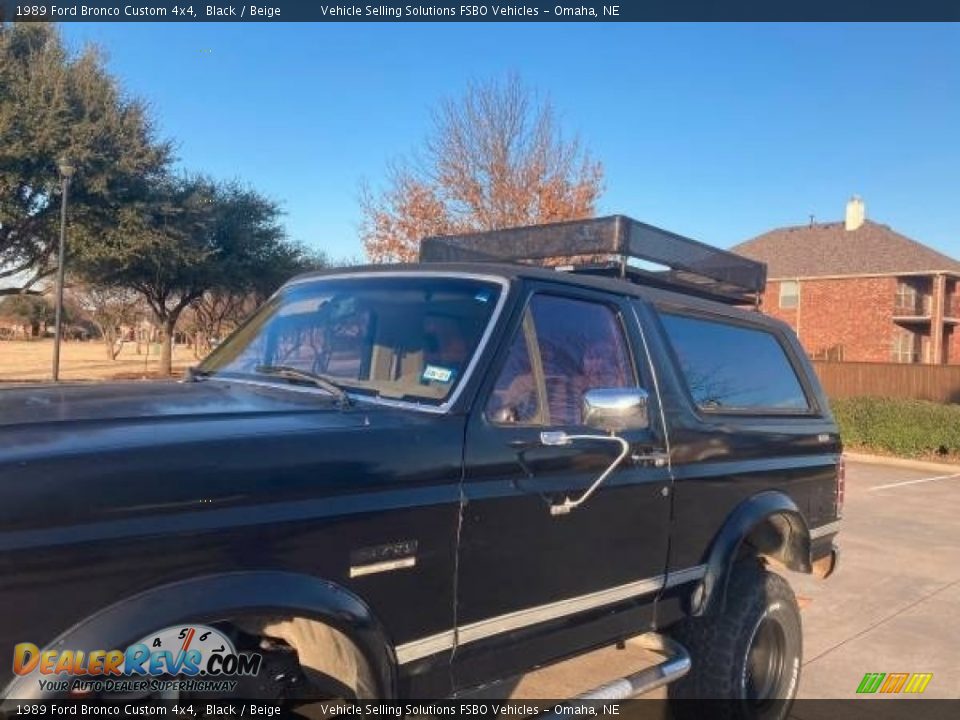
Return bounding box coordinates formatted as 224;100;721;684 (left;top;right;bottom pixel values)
811;361;960;404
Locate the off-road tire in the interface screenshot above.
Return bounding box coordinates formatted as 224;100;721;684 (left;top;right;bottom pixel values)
668;562;802;720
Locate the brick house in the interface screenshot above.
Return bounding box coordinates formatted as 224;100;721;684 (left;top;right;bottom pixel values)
732;198;960;365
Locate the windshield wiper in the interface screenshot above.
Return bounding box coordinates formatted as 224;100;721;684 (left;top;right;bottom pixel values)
254;365;352;406
186;367;212;382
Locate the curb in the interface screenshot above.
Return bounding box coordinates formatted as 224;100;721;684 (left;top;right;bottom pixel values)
844;451;960;474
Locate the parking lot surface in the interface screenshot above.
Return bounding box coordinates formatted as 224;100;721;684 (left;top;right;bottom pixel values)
503;460;960;701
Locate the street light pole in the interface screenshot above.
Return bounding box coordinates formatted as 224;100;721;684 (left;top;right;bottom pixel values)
51;159;75;382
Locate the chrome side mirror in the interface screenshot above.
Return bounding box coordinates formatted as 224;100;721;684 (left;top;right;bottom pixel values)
582;387;650;433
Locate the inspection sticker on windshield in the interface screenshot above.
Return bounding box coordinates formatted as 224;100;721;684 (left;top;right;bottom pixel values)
422;365;455;383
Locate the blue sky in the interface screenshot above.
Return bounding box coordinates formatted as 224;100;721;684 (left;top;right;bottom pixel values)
61;23;960;261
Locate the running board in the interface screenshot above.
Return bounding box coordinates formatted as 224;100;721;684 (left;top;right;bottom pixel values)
544;633;690;712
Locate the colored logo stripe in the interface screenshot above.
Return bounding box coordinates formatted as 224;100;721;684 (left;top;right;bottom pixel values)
879;673;909;693
903;673;933;694
857;672;932;694
857;673;885;693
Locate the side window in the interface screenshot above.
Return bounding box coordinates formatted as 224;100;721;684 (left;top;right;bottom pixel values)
659;312;810;412
486;295;637;426
486;314;541;425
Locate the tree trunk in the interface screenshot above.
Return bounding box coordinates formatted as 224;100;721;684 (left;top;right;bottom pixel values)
110;333;124;360
160;317;176;376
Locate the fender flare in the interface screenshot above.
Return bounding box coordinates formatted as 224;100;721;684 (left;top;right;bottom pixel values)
3;571;396;700
692;491;812;616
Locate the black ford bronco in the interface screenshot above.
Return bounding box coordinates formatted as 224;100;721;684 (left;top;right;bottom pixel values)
0;216;841;717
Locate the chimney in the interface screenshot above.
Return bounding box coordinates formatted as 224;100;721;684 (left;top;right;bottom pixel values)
845;195;865;231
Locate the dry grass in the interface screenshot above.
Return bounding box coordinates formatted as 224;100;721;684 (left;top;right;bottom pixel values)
0;339;195;383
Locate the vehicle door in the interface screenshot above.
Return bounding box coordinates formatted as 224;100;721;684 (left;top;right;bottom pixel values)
453;282;673;689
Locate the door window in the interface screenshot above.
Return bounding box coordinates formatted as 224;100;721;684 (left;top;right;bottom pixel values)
486;295;637;426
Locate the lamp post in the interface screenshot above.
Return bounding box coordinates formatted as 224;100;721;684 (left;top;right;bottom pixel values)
51;158;75;382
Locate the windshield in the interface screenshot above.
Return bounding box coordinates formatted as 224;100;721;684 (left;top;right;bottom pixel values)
198;275;504;405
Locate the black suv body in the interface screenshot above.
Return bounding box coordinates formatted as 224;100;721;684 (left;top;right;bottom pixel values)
0;217;841;713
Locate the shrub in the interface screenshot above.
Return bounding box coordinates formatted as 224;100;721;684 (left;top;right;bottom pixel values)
830;396;960;459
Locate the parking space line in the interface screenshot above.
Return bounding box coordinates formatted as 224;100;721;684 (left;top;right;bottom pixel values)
869;472;960;492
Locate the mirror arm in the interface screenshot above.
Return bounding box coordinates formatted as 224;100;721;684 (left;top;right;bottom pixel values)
540;432;632;516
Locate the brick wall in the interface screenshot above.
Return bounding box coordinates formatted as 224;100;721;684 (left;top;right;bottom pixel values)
947;280;960;364
762;277;899;362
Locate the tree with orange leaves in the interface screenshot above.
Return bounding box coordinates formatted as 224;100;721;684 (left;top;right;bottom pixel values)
361;74;604;263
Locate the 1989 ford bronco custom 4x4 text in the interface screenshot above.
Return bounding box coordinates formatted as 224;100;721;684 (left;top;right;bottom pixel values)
1;216;841;718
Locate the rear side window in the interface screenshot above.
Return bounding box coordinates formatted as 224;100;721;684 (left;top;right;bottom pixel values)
659;312;810;412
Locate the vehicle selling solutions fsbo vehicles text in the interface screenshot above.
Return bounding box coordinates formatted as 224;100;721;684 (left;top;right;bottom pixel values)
316;4;541;17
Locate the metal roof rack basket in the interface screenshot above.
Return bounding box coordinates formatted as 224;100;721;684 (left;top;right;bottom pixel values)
419;215;767;306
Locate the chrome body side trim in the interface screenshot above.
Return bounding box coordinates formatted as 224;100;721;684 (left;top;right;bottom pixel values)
456;575;665;646
810;520;842;539
394;630;457;665
664;564;707;588
395;567;706;664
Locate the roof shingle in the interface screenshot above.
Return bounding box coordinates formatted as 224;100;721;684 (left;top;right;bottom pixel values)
732;220;960;279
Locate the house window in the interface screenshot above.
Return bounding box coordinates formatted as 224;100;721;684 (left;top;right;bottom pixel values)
811;344;845;362
892;328;920;364
779;281;799;309
894;279;931;316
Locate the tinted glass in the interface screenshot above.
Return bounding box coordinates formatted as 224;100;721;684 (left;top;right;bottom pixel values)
485;318;541;425
200;277;501;404
659;312;810;412
487;295;636;426
532;296;634;425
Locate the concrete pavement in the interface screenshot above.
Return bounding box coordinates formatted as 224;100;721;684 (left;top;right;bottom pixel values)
792;460;960;699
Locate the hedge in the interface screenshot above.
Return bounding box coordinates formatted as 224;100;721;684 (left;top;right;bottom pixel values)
830;396;960;460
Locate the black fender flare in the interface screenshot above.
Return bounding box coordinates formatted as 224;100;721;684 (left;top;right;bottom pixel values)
692;491;812;616
3;571;396;700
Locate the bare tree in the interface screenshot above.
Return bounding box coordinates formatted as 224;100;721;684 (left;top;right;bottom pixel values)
187;291;259;359
71;282;141;359
361;74;604;263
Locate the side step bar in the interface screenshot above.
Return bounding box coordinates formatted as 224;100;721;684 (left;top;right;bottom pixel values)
544;633;690;713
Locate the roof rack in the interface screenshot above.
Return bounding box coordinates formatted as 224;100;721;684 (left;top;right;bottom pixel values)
419;215;767;306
